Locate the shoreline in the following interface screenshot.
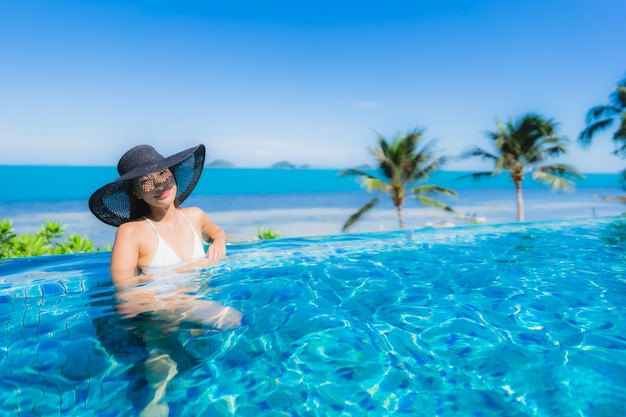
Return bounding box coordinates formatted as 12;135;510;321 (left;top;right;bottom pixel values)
1;187;624;248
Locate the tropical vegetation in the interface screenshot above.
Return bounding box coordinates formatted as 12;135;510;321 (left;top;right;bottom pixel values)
460;113;584;222
339;129;457;232
0;218;110;258
257;226;282;240
579;74;626;188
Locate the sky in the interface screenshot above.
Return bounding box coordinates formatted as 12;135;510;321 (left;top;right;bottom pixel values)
1;0;625;173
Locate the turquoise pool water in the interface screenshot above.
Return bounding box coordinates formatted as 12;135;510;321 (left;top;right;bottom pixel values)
1;216;625;416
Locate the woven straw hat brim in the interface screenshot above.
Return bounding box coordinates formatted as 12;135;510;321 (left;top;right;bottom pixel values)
115;146;201;182
88;144;205;227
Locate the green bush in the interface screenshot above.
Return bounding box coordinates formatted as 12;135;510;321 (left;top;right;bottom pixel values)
257;226;282;240
0;218;111;258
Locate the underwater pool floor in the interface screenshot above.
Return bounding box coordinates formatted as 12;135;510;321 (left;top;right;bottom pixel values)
1;216;625;416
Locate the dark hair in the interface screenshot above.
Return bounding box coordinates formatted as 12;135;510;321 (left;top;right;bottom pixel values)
124;180;150;221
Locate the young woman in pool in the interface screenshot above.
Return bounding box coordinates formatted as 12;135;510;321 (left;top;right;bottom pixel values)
89;143;241;329
90;144;241;416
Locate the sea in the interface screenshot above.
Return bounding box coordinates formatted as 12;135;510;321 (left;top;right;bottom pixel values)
1;166;625;248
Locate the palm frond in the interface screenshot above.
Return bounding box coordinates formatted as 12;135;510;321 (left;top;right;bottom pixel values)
338;168;389;193
612;83;626;108
342;197;379;233
494;155;507;172
408;156;444;183
416;195;458;216
613;116;626;141
531;171;576;192
539;144;569;159
613;144;626;159
454;171;496;182
536;164;585;180
401;130;421;156
579;75;626;145
420;154;445;172
586;105;617;123
412;136;436;156
372;139;395;181
405;140;437;177
411;184;458;199
459;146;497;161
578;118;616;146
376;133;390;154
361;177;388;192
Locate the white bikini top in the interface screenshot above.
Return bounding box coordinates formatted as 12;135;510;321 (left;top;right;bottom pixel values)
139;211;205;276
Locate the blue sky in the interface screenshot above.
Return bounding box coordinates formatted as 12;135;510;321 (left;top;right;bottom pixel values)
1;0;625;172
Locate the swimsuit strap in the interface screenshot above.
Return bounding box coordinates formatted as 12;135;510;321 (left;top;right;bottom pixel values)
143;211;196;240
179;211;206;259
143;216;160;236
178;211;201;241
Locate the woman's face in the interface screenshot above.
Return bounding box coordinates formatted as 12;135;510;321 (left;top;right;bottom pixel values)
133;168;177;205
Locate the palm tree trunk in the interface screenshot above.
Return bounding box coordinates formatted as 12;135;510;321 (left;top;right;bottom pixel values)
515;182;524;221
396;204;404;229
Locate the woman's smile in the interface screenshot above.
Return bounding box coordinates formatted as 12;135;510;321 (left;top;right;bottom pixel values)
156;188;172;200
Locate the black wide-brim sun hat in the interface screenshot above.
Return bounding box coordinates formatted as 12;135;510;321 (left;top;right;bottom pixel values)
89;144;206;227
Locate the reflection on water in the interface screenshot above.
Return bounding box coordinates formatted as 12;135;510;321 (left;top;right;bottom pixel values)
106;269;242;415
1;216;625;416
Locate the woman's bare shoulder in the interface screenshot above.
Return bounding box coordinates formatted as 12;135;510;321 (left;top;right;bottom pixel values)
181;206;206;219
116;218;149;237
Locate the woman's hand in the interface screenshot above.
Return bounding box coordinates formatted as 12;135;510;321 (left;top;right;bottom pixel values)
207;239;226;260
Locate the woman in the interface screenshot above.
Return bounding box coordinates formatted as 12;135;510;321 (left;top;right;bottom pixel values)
89;144;241;416
89;143;241;327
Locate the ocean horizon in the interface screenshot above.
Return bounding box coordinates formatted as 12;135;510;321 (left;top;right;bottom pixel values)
1;166;624;247
1;166;623;202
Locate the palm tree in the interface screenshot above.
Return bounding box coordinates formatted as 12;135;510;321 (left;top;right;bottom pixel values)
339;129;457;232
460;113;584;222
579;74;626;186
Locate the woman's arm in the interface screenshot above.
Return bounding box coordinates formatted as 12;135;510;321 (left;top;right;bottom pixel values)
205;220;226;260
184;207;227;260
110;222;144;288
109;222;163;318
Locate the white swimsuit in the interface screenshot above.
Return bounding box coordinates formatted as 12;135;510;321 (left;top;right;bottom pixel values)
140;211;205;276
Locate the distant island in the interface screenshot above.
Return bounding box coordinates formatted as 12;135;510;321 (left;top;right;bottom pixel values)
206;159;235;168
271;161;312;169
204;159;372;169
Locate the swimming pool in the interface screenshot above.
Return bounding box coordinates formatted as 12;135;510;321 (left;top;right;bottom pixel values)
1;216;625;416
